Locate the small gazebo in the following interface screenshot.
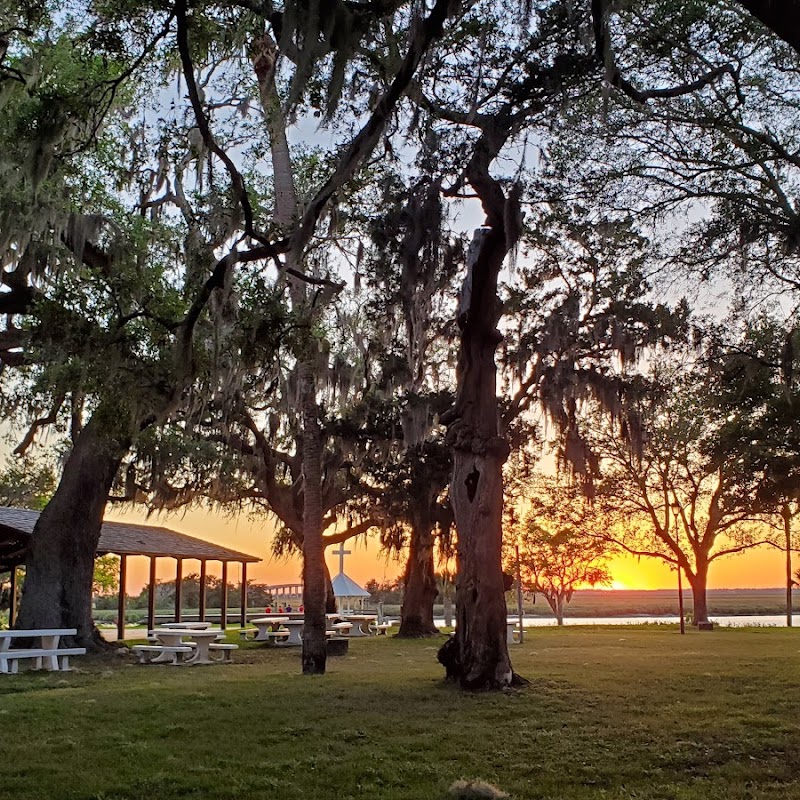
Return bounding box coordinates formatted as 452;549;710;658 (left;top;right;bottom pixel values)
331;571;371;613
0;507;260;640
328;543;371;613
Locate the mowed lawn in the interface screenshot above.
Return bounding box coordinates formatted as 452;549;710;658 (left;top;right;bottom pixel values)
2;627;800;800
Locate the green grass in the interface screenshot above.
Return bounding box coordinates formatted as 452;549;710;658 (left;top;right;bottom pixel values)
2;627;800;799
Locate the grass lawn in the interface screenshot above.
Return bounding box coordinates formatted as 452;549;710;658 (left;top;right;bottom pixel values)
1;626;800;799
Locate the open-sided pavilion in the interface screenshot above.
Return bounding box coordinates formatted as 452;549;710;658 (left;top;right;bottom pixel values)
0;507;260;641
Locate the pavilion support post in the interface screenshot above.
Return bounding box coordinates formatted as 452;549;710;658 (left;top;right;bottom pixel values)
199;560;207;622
220;561;228;630
148;557;157;631
240;562;248;627
9;566;18;627
116;554;127;642
174;558;183;624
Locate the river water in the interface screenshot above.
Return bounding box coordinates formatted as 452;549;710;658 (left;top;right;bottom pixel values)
434;614;793;628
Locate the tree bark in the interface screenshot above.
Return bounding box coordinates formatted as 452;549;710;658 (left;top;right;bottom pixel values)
443;226;516;690
16;408;130;648
251;32;326;672
688;559;710;625
398;508;439;637
300;363;327;674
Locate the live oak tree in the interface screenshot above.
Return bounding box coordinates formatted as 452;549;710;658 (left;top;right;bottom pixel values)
145;0;461;673
2;0;461;650
513;476;613;626
559;0;800;320
415;0;610;688
592;359;775;624
6;0;798;675
0;457;55;510
704;318;800;625
0;11;198;645
361;174;461;638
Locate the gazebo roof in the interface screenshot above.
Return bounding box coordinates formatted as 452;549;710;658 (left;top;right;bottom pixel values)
331;571;370;598
0;506;260;572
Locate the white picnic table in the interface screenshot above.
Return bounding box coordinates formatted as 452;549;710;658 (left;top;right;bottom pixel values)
506;620;520;644
151;628;224;665
250;616;290;642
278;619;305;646
0;628;85;673
162;621;212;630
341;614;377;637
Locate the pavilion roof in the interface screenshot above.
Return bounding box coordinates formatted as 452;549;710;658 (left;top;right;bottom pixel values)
0;506;260;572
331;571;370;598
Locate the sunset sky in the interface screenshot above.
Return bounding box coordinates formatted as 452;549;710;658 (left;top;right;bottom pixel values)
105;503;793;595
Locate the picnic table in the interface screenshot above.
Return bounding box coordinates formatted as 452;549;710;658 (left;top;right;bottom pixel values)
506;620;520;644
0;629;86;674
250;616;290;642
279;619;305;646
342;614;377;637
163;621;212;630
151;628;227;665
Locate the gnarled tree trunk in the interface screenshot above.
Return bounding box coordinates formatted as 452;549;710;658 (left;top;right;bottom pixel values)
443;226;515;689
17;408;130;648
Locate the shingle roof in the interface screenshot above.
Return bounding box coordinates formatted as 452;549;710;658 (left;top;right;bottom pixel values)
0;506;260;570
331;571;371;598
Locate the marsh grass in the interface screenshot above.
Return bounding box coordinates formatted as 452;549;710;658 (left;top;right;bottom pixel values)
1;627;799;799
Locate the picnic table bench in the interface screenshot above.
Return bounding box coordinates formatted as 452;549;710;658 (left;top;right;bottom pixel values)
135;630;239;665
369;621;393;635
0;629;86;674
132;644;193;665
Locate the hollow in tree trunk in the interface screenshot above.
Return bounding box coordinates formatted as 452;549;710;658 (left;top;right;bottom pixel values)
16;408;130;648
442;226;518;690
397;510;439;637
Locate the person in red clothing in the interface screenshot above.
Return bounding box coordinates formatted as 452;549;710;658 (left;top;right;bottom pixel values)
265;606;272;614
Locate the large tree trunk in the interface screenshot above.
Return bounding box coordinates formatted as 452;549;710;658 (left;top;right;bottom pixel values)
17;409;129;648
555;597;564;626
300;363;327;674
442;226;516;690
252;33;326;672
397;509;439;637
688;559;710;625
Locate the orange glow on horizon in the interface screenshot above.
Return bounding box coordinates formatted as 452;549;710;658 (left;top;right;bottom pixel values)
104;505;793;594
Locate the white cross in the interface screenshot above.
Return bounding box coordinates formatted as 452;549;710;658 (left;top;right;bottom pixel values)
333;543;351;574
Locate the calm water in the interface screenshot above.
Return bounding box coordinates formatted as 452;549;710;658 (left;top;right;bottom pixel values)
102;613;794;640
435;614;793;628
